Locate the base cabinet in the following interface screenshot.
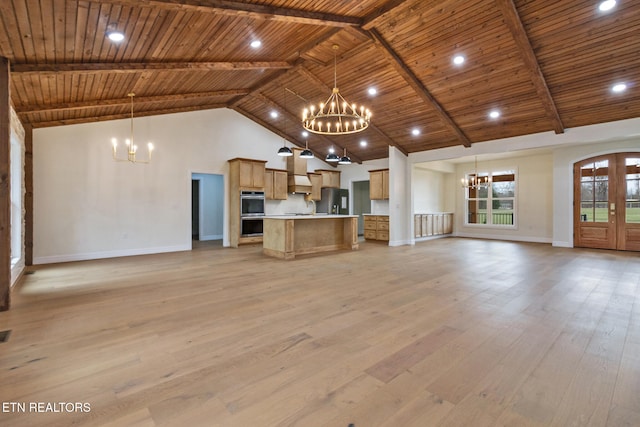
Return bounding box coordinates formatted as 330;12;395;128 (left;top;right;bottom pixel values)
364;215;389;242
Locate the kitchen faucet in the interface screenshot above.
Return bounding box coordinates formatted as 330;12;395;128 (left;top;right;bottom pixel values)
307;199;316;215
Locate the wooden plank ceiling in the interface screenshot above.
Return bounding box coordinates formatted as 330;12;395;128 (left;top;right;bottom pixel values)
1;0;639;162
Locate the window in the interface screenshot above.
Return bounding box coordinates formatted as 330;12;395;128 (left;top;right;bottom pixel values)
10;133;23;265
465;169;516;227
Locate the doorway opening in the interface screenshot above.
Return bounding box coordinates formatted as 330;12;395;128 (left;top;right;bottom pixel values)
574;152;640;251
191;173;224;245
352;180;371;236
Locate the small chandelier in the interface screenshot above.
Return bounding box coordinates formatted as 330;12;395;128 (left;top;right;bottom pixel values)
461;156;490;189
302;45;371;135
111;93;153;163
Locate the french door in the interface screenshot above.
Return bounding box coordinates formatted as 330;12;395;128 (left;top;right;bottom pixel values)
574;153;640;251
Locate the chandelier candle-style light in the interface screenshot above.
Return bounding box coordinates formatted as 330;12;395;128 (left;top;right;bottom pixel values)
302;45;371;135
111;93;154;163
461;156;490;189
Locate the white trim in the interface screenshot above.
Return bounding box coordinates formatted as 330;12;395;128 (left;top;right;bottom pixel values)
33;244;191;265
199;234;223;241
552;240;573;248
455;232;552;244
389;238;411;247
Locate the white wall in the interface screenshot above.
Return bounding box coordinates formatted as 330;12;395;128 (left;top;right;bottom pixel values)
454;152;554;243
389;146;410;246
33;108;328;263
413;167;448;213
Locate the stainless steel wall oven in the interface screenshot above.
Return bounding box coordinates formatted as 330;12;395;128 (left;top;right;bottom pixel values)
240;191;265;237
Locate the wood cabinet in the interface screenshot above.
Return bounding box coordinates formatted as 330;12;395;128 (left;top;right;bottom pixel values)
228;158;267;247
414;213;453;238
305;173;322;201
315;169;341;188
364;215;389;242
369;169;389;200
265;168;288;200
232;158;266;190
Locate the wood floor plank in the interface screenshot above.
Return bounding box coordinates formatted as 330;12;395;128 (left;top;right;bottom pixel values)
0;239;639;426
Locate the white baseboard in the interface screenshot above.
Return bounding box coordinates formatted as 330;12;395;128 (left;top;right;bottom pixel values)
552;240;573;248
198;234;223;241
454;232;552;244
388;239;412;247
33;244;192;265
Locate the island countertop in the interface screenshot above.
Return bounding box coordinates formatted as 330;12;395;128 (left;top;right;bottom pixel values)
263;215;359;259
264;214;358;220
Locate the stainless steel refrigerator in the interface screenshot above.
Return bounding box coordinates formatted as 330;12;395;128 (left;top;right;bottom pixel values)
317;188;349;214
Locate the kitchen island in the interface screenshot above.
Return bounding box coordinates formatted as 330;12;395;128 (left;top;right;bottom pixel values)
263;215;359;259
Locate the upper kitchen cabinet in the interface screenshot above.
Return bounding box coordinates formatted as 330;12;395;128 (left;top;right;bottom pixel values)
305;173;322;201
369;169;389;200
265;168;288;200
315;169;341;189
230;158;267;190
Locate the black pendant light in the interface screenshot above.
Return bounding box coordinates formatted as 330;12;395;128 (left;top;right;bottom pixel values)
326;150;339;162
300;140;314;159
338;148;351;165
277;87;293;157
278;145;293;156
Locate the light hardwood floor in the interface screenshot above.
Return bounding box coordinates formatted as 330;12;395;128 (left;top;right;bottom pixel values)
1;238;639;426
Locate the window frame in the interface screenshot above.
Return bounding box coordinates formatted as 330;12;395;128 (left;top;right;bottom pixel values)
463;167;518;229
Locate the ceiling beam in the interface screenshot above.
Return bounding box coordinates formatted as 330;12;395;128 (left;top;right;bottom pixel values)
24;103;227;128
97;0;362;27
250;92;363;164
495;0;564;134
15;90;250;114
11;61;292;76
295;66;408;156
367;28;472;148
362;0;412;30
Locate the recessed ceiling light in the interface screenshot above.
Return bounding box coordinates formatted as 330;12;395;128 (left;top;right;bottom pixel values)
328;147;335;154
250;40;262;49
301;131;309;137
107;31;125;43
360;140;367;147
368;87;378;96
453;55;465;65
411;128;421;136
270;111;278;118
489;110;500;119
598;0;616;12
611;82;627;93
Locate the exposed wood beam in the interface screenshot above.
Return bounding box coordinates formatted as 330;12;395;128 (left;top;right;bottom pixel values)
26;103;227;128
16;90;249;114
0;57;10;311
97;0;362;27
11;62;293;76
367;28;472;148
296;65;408;156
362;0;412;30
249;92;363;165
495;0;564;134
228;60;305;108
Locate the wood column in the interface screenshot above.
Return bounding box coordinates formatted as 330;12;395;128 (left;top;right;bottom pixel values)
0;57;10;311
